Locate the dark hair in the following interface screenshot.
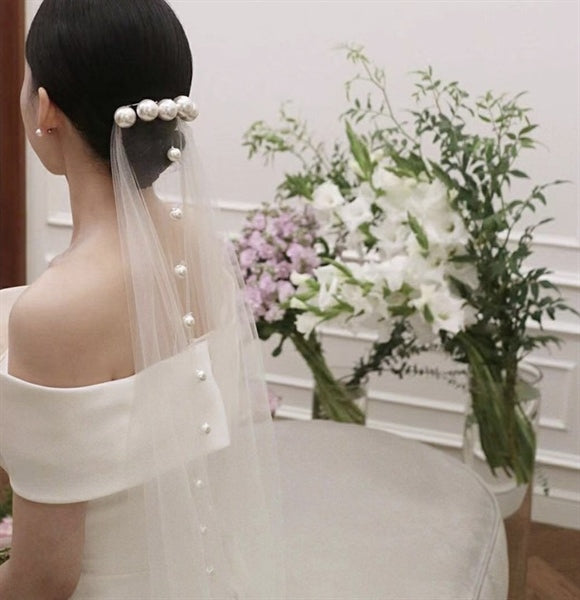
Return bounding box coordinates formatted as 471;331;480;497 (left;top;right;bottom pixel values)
26;0;193;187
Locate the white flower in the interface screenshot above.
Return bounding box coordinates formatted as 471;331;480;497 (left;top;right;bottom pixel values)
290;271;312;286
309;264;344;312
295;312;320;336
376;255;409;292
433;298;464;333
409;178;449;217
358;182;376;202
312;182;345;212
337;195;373;233
370;219;409;258
340;282;374;316
372;169;417;211
370;148;386;163
317;274;339;311
348;159;364;179
371;167;403;191
376;320;396;343
447;261;478;290
406;179;468;253
408;312;437;345
289;297;308;310
313;264;340;286
410;284;465;334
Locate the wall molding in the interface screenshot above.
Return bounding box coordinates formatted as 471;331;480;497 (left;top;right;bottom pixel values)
47;211;73;228
45;199;580;288
270;371;572;434
524;231;580;251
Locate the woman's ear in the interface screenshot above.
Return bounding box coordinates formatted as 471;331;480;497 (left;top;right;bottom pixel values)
37;86;60;132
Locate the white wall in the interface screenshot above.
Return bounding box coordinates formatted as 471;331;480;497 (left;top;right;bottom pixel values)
25;0;579;528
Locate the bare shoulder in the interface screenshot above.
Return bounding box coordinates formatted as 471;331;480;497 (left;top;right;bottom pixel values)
8;255;133;387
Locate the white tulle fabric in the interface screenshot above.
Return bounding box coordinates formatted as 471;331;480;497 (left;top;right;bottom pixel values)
108;120;286;598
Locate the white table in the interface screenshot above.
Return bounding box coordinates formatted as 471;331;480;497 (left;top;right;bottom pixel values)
275;420;508;599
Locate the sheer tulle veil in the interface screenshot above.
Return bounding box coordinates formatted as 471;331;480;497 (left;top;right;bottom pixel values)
109;110;286;598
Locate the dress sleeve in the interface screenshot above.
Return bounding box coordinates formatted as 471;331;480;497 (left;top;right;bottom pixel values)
0;339;229;503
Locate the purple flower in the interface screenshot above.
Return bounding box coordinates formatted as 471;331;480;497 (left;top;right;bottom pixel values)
257;241;276;260
251;213;267;230
259;272;277;296
286;243;320;271
286;242;303;264
244;286;265;317
301;247;321;270
275;261;292;279
265;305;285;323
274;213;298;238
248;230;265;250
239;248;258;269
234;201;321;324
277;280;295;303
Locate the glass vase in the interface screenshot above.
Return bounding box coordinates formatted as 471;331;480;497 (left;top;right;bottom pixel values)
312;378;367;424
463;363;541;518
291;332;366;424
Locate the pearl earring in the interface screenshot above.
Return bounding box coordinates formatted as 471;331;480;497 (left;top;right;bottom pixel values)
35;128;43;137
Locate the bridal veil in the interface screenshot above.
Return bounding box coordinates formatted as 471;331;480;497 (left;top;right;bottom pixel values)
109;104;286;598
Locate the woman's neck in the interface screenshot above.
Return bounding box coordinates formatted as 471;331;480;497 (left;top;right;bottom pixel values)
64;158;118;248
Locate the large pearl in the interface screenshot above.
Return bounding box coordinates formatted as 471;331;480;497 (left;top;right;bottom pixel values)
114;106;137;128
175;96;199;121
158;99;178;121
136;99;159;122
167;146;182;162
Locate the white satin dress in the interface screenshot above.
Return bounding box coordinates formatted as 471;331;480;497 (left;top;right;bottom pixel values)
0;336;232;599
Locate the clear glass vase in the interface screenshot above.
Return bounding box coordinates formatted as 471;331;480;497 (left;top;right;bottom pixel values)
312;378;367;424
290;332;366;424
462;363;541;518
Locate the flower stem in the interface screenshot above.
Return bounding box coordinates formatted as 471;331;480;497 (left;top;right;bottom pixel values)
290;332;365;424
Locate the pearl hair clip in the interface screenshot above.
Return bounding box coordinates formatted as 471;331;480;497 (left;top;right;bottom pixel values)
114;96;199;129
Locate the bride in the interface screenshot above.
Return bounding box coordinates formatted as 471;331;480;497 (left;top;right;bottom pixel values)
0;0;285;598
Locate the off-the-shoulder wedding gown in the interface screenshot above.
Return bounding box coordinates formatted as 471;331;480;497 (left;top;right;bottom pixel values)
0;336;234;599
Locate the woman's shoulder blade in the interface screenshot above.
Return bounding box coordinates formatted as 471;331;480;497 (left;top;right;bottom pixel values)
8;260;133;387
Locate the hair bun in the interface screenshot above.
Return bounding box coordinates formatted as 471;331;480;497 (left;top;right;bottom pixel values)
122;120;186;188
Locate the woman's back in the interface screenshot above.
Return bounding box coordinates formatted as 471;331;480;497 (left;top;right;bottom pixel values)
7;229;134;388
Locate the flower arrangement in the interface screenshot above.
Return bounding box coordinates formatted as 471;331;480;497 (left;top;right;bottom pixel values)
240;44;576;484
233;199;369;422
236;201;320;328
289;170;471;343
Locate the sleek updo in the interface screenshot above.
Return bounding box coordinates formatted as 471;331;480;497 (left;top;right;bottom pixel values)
26;0;193;188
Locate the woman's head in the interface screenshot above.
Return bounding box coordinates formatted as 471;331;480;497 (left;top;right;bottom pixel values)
22;0;192;186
